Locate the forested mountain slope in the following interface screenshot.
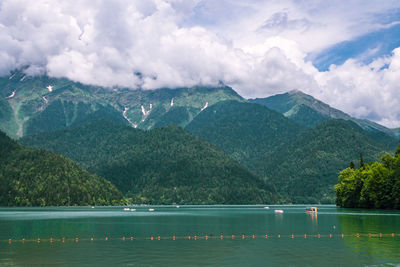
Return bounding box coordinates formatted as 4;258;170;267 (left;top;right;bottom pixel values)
0;70;242;138
21;120;276;204
0;131;123;206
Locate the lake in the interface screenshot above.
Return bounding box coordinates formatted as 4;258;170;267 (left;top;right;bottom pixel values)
0;205;399;266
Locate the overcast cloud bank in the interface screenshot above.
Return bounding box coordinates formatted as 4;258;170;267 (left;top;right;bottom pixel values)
0;0;399;127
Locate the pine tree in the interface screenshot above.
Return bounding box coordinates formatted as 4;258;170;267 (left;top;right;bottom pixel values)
349;161;355;169
360;153;365;169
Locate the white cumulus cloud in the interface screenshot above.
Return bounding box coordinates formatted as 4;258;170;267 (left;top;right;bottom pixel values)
0;0;399;127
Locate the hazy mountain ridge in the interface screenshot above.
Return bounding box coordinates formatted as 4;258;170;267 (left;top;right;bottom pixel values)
249;90;397;137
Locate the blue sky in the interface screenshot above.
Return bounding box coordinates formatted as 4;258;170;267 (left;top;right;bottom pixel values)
310;23;400;71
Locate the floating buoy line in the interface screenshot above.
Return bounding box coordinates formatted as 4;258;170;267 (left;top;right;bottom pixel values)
3;233;399;244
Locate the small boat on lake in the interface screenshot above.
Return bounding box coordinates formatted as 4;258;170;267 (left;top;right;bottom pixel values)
149;208;155;212
274;209;284;214
306;207;317;213
264;206;270;209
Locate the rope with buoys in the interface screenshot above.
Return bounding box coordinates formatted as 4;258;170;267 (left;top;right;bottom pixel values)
3;233;399;244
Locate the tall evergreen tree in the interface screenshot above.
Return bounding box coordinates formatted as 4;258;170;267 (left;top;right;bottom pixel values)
349;161;355;169
360;153;365;169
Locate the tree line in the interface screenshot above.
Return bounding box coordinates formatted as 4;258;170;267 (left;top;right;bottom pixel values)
335;144;400;209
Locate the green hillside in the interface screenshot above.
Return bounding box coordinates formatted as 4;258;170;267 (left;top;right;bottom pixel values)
392;128;400;139
258;120;395;203
186;100;396;203
0;71;242;138
0;131;123;206
20;120;276;204
0;98;18;138
186;100;304;167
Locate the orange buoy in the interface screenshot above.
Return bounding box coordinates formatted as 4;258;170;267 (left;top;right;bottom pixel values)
105;237;108;241
265;234;268;239
232;235;235;239
242;234;245;239
277;234;280;238
220;235;223;240
158;236;160;240
392;233;395;237
188;236;191;240
150;236;153;241
122;236;126;241
317;234;320;238
304;234;307;238
8;239;11;244
194;235;197;240
252;234;255;239
50;237;53;243
22;238;25;244
37;238;41;243
173;236;175;241
130;236;133;241
329;234;332;238
291;234;294;239
91;237;94;241
205;235;208;240
62;237;65;243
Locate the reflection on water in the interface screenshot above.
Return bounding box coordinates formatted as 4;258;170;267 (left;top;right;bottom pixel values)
338;208;400;262
0;205;399;266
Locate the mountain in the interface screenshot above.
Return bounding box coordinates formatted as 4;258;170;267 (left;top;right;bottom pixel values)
249;90;396;137
257;120;395;203
0;130;123;206
0;97;18;137
20;120;276;204
186;100;304;168
185;100;396;203
392;128;400;139
0;70;242;138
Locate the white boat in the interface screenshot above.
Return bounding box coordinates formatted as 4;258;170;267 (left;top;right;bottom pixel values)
176;205;180;208
130;208;136;211
149;208;155;212
264;206;270;209
274;209;284;214
123;208;130;211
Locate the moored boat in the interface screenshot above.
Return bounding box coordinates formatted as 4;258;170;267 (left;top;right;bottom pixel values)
306;207;317;213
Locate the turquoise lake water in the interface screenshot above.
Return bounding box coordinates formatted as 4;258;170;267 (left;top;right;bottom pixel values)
0;205;399;266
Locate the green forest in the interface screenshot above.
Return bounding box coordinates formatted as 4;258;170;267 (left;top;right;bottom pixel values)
186;100;396;203
335;144;400;209
21;120;276;205
0;130;123;206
